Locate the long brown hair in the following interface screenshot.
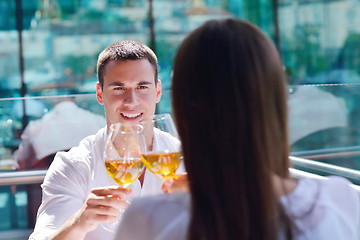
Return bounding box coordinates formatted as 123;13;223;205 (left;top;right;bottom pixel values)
172;18;291;239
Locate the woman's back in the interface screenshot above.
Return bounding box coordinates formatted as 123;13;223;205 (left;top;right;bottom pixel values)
117;177;359;240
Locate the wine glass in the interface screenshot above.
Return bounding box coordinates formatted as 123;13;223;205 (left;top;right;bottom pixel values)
103;122;146;231
139;114;183;184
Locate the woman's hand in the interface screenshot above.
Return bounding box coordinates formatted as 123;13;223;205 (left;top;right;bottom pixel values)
161;173;189;193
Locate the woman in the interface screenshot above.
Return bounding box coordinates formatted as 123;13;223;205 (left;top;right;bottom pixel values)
116;18;359;240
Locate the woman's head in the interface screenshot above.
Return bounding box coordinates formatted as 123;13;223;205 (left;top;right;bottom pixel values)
173;18;289;180
172;18;290;239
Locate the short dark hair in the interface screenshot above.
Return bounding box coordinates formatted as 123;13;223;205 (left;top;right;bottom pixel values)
96;40;158;87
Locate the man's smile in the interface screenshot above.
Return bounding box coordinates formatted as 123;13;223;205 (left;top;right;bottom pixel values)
121;112;143;119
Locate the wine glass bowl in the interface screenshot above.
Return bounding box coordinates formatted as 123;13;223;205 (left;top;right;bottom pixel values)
104;159;144;187
104;123;146;187
141;151;183;180
139;114;183;181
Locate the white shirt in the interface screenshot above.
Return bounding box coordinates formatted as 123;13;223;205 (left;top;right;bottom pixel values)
13;101;105;169
29;127;182;240
117;176;359;240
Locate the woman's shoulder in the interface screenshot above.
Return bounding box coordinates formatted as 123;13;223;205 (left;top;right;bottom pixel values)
282;176;358;207
297;176;358;207
131;192;190;213
281;176;359;239
317;176;359;220
319;176;359;198
118;193;190;240
124;192;190;225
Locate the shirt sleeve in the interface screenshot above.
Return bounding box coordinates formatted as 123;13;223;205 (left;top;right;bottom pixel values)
297;177;359;240
322;176;360;238
29;150;91;240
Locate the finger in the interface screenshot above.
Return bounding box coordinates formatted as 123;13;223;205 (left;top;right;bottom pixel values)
173;173;188;182
84;201;131;225
87;196;131;210
88;195;119;207
118;199;131;209
161;174;189;194
93;205;120;217
82;206;120;224
100;215;118;223
161;182;172;193
91;187;131;197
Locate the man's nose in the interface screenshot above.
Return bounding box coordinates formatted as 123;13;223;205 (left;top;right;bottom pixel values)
123;89;139;106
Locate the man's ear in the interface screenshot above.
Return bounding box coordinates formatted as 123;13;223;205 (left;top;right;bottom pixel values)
96;82;104;105
156;79;162;103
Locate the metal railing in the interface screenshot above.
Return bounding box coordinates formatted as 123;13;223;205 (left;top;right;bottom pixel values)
0;170;47;186
290;156;360;185
291;145;360;160
1;157;360;186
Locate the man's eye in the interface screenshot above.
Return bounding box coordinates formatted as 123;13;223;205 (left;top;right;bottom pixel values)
138;86;148;89
114;87;125;90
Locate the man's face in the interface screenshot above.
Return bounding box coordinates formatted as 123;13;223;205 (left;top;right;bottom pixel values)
96;59;162;127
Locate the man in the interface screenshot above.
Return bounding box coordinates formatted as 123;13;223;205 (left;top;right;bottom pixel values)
29;40;177;240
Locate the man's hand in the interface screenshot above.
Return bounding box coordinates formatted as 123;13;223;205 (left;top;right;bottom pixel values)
77;187;131;231
50;187;131;240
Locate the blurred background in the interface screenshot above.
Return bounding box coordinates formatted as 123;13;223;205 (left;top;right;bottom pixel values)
1;0;360;239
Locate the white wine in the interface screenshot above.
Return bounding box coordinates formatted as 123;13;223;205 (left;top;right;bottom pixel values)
141;152;182;179
105;158;144;186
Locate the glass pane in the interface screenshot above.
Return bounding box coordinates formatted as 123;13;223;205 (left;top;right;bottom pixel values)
289;84;360;170
0;0;20;97
0;185;28;230
280;0;360;170
0;0;151;99
21;0;149;96
154;0;275;112
278;0;360;85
